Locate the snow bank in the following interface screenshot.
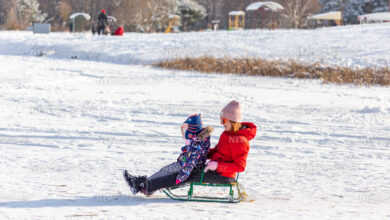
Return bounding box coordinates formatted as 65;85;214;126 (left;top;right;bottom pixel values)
357;106;384;113
0;54;389;219
0;23;390;219
1;23;390;67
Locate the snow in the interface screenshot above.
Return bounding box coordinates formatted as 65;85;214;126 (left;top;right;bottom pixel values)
358;12;390;22
229;11;246;16
16;0;47;23
0;24;390;219
319;0;389;24
246;2;284;12
69;13;91;21
1;23;390;68
169;14;180;19
308;11;342;20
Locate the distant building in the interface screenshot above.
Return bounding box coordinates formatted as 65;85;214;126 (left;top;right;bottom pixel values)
245;2;286;29
319;0;389;24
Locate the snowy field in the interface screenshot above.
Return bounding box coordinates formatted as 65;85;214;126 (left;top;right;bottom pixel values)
1;23;390;68
0;25;390;219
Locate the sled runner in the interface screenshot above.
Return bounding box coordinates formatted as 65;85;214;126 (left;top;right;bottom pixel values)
163;170;248;203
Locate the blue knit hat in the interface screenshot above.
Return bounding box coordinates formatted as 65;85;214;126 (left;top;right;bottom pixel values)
182;114;203;139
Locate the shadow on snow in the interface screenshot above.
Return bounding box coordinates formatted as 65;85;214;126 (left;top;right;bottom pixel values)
0;195;179;208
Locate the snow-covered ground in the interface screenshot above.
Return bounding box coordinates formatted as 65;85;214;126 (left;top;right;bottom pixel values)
0;25;390;219
1;23;390;68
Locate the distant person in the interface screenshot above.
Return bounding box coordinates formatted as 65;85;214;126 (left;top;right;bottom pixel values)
105;25;111;35
91;22;97;35
113;26;124;36
97;9;108;35
68;22;73;32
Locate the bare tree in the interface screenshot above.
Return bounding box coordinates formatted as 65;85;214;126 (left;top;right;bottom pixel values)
4;3;20;29
57;1;72;26
277;0;320;28
113;0;176;32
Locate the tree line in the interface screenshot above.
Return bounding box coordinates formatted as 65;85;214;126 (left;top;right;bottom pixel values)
0;0;388;31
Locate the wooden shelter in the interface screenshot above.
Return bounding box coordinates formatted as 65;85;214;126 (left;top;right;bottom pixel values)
308;11;342;27
358;12;390;24
165;15;180;33
69;13;91;32
228;11;246;30
246;1;284;29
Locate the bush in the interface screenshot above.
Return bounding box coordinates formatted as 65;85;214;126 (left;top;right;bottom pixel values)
154;56;390;86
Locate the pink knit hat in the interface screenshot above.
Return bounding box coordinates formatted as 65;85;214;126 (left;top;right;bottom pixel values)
220;100;242;123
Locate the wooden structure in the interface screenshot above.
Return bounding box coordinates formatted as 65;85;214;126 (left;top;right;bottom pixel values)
228;11;245;30
69;13;91;32
246;1;284;29
358;12;390;24
107;16;117;23
211;20;220;31
308;11;342;27
33;23;50;34
165;15;180;33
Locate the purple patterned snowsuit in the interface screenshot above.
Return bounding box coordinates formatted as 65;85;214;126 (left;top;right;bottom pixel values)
176;133;211;183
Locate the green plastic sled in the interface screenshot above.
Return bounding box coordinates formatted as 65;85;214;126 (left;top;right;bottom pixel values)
162;170;248;203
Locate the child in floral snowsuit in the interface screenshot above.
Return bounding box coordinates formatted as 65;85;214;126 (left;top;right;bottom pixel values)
124;114;223;196
175;123;213;184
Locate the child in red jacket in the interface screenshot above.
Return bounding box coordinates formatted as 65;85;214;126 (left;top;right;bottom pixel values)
113;26;124;36
123;100;256;197
205;100;257;179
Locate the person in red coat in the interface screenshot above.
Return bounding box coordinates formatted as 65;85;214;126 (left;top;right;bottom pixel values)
113;26;124;36
123;100;256;197
205;100;257;179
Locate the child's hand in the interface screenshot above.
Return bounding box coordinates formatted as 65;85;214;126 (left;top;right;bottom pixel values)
204;161;218;172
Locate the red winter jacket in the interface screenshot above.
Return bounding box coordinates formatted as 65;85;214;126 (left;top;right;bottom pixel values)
207;122;257;178
113;26;124;36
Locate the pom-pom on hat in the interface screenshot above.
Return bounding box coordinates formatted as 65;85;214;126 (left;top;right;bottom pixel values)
181;114;203;139
101;9;106;14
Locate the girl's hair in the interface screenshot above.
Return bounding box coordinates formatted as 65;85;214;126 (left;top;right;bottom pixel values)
230;121;242;132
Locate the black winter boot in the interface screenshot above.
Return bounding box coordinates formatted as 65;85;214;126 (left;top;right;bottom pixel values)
123;170;147;195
